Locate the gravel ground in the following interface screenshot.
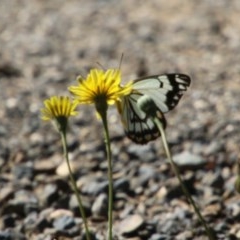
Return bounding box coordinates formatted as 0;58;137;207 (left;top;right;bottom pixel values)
1;0;240;239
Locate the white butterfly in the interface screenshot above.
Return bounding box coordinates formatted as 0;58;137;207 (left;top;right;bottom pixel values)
116;74;191;144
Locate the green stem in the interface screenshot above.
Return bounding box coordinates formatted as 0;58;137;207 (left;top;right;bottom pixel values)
100;110;113;240
60;131;91;240
153;117;216;240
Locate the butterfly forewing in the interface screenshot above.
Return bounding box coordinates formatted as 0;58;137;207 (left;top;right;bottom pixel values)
133;74;191;112
118;73;191;144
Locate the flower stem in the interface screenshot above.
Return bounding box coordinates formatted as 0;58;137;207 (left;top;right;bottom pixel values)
60;131;91;240
153;117;216;240
99;110;113;240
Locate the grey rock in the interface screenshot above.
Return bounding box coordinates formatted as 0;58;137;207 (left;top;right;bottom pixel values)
69;194;92;217
81;180;108;196
173;151;206;169
202;171;224;190
23;212;38;231
2;190;38;217
0;230;26;240
42;183;59;205
34;216;51;232
127;144;156;162
158;219;179;235
52;215;76;231
176;230;193;240
13;162;34;180
149;233;171;240
118;214;145;235
91;193;108;217
204;140;225;155
113;178;130;192
138;164;156;186
1;214;16;228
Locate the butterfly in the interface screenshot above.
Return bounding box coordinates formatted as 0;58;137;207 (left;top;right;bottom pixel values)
116;74;191;144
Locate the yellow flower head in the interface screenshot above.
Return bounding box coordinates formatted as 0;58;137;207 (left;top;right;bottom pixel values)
41;96;78;132
68;69;132;113
41;96;78;121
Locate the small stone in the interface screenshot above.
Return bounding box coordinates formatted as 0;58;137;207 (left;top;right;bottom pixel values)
214;222;229;232
114;178;130;192
225;201;240;220
156;186;168;200
173;151;206;169
69;194;92;217
80;178;108;196
149;233;171;240
12;162;34;180
56;160;77;177
23;212;38;231
202;171;224;189
34;154;62;174
0;186;14;203
176;230;193;240
49;209;73;220
34;216;51;232
157;219;178;234
204;140;224;155
202;203;221;218
0;230;26;240
91;193;108;217
52;215;76;231
127;144;156;162
119;204;135;219
138;164;156;186
1;214;16;228
42;183;59;206
2;190;38;217
118;214;145;235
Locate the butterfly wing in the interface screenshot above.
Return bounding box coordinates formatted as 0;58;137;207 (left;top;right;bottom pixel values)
117;74;191;144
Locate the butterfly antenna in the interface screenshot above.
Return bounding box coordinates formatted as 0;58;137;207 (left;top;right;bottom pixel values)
96;62;106;70
118;53;124;70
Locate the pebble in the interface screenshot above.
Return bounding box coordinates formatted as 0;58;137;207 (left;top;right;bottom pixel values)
202;171;224;189
118;214;145;235
52;215;76;231
56;160;78;177
149;233;171;240
1;214;16;228
173;151;207;169
138;164;156;186
49;209;73;220
0;186;14;203
202;203;222;218
42;183;59;206
69;194;92;217
34;154;62;174
2;190;38;217
175;230;193;240
204;140;225;155
127;144;156;162
12;162;34;180
91;193;108;217
0;230;26;240
113;177;130;192
80;178;108;196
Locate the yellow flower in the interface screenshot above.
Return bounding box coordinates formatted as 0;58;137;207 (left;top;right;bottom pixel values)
68;69;132;113
41;96;78;121
41;96;78;133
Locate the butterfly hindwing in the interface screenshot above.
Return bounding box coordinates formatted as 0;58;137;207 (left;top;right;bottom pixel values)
118;74;191;144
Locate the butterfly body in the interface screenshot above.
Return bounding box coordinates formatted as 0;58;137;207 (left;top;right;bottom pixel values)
117;74;191;144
